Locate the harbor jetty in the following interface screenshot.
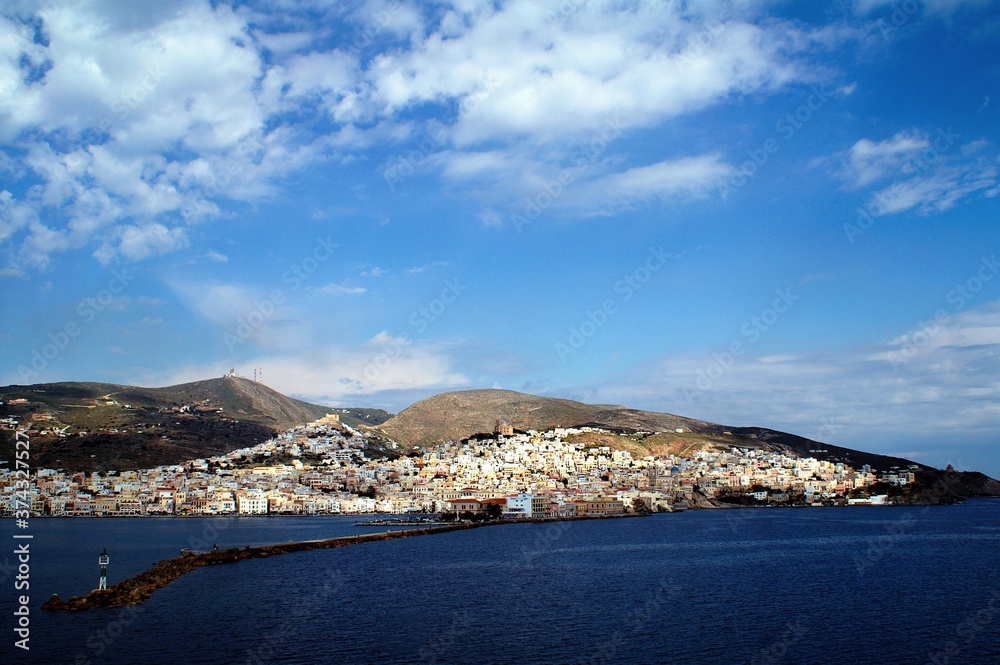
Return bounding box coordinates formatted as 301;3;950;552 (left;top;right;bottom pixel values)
42;522;485;611
42;515;642;611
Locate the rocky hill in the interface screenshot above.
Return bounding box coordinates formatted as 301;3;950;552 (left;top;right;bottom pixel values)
379;389;932;472
4;381;998;502
377;389;1000;500
0;377;350;471
378;389;716;446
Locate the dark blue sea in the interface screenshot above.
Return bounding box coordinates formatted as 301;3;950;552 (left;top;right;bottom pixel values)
3;501;999;664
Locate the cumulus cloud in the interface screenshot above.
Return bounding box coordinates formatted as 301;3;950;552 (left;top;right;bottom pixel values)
0;0;865;271
0;190;37;244
369;1;806;145
115;223;190;262
145;331;470;405
0;0;323;270
368;0;840;212
589;299;1000;456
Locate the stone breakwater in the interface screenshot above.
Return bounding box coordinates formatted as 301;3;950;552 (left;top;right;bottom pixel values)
42;515;642;611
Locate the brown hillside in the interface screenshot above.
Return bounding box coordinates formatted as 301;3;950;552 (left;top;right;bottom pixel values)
378;389;716;446
0;377;335;470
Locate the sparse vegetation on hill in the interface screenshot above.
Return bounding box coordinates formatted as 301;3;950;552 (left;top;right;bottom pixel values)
0;377;347;471
376;389;967;482
3;381;999;503
378;389;717;447
565;430;747;458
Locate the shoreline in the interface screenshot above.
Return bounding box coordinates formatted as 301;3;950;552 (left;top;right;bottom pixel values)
4;497;982;522
41;513;642;612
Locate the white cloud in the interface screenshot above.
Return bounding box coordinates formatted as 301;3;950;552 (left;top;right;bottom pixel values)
115;223;189;262
280;51;357;104
171;281;265;327
167;278;306;351
477;209;503;227
321;283;367;295
0;0;327;269
0;190;37;244
868;163;998;216
580;154;735;211
0;0;871;270
372;0;843;213
843;130;1000;216
350;1;425;42
18;223;75;270
961;138;991;156
366;1;810;146
590;299;1000;456
843;130;931;188
143;330;469;404
406;261;449;274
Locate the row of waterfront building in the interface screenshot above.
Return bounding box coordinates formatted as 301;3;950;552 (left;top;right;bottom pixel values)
1;416;915;517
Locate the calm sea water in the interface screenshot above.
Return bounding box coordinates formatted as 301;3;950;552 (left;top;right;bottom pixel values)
3;501;999;665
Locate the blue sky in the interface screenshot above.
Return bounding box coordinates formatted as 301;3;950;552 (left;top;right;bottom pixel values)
2;0;999;477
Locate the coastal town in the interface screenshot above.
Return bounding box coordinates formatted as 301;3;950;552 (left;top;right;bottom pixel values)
1;412;916;518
